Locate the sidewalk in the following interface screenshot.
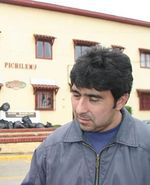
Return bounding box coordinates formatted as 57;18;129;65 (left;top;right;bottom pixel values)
0;128;55;185
0;153;32;160
0;154;32;185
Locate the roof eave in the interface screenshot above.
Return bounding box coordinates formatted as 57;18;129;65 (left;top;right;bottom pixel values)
0;0;150;28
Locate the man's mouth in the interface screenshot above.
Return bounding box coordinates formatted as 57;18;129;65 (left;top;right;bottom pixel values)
77;116;91;124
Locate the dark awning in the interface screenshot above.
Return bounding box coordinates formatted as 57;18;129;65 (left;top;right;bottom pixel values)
34;34;55;44
31;79;59;94
137;89;150;96
73;39;99;46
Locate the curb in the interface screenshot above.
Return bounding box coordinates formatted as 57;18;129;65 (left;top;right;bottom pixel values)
0;154;32;160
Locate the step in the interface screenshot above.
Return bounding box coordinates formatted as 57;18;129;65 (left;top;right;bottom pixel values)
0;127;56;154
0;128;55;143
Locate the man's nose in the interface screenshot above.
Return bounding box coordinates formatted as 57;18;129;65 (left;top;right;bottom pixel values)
76;98;88;113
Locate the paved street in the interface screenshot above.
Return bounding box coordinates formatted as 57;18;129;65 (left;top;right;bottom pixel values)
0;155;31;185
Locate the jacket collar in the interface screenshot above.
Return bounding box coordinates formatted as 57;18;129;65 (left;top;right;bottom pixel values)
64;108;138;147
115;108;138;147
63;120;83;142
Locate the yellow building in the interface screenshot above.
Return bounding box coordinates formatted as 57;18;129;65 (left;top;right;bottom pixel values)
0;0;150;126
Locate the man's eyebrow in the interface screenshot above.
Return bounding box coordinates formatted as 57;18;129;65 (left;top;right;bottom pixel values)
71;89;102;98
71;89;80;93
87;94;102;98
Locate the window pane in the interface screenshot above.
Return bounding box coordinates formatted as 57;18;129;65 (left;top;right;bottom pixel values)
141;93;150;110
44;42;51;58
81;46;89;55
140;52;150;68
37;41;43;57
75;45;90;60
75;45;82;60
146;54;150;67
140;53;145;67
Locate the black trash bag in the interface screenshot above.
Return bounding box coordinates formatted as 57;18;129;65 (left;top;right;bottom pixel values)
8;121;14;129
13;121;25;128
0;103;10;112
22;116;36;128
0;119;10;129
35;122;45;128
45;122;53;128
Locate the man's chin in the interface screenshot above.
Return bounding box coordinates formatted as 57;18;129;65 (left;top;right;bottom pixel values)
79;123;92;132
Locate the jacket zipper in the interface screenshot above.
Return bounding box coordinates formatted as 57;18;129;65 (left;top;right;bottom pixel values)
82;142;100;185
95;144;115;185
82;142;115;185
95;154;100;185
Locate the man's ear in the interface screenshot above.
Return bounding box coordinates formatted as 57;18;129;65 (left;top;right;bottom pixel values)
116;93;129;110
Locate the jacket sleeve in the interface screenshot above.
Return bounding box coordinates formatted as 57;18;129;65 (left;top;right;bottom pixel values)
21;147;46;185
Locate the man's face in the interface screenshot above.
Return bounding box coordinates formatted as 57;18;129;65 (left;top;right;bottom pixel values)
71;85;126;132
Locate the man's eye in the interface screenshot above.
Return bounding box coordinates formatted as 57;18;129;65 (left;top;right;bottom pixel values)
90;97;100;102
72;93;80;98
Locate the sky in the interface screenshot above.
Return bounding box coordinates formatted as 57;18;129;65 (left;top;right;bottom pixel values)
34;0;150;22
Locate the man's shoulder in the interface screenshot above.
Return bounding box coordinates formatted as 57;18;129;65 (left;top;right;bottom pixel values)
45;121;73;142
134;118;150;150
43;120;82;147
135;118;150;134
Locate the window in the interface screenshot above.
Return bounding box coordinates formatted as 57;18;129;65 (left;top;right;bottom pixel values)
137;89;150;110
139;48;150;68
34;34;55;59
32;84;59;110
36;90;53;110
111;45;125;52
73;39;99;60
0;83;3;89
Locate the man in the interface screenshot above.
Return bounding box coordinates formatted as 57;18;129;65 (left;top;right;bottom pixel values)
21;46;150;185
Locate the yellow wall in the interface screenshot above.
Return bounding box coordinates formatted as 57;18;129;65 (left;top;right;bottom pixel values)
0;3;150;125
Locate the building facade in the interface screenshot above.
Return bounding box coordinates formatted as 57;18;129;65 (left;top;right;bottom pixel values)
0;0;150;126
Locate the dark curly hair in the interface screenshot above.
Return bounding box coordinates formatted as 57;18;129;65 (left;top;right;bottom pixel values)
70;46;133;101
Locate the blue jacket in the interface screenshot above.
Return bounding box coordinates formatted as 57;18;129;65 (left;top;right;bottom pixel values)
21;109;150;185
